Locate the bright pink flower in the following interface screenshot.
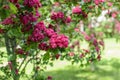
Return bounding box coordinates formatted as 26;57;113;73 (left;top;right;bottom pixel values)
35;10;41;18
2;17;14;25
20;12;37;25
72;6;82;14
51;12;58;20
94;0;105;5
34;21;46;31
57;12;64;19
45;28;57;38
51;11;64;20
94;0;100;5
49;34;69;49
30;31;45;42
24;0;41;8
65;16;72;23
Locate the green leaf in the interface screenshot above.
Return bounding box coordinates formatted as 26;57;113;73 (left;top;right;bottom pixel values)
9;3;18;14
43;52;50;61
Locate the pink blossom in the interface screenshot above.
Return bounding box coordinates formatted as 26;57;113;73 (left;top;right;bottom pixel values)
51;11;64;20
49;34;69;49
34;21;46;31
35;10;41;18
57;12;64;19
2;17;14;25
24;0;41;8
94;0;100;5
112;12;117;18
65;16;72;23
72;6;82;14
45;28;57;38
93;39;98;46
84;35;91;41
20;12;37;25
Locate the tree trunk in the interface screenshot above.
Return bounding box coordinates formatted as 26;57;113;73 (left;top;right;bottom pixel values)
4;34;19;80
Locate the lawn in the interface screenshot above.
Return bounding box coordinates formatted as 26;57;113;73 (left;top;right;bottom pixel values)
45;38;120;80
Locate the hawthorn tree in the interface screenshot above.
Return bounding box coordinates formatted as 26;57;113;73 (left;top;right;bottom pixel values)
0;0;119;80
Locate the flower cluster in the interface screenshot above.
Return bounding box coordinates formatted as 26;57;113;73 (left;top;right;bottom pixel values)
51;12;64;20
49;34;69;49
94;0;105;5
72;6;82;14
2;17;14;25
27;21;46;42
20;12;37;25
24;0;42;8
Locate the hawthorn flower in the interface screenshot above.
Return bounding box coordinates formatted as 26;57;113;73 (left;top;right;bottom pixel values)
72;6;82;14
49;34;69;49
24;0;42;8
65;16;72;23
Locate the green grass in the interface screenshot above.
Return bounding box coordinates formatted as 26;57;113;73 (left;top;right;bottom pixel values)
44;38;120;80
